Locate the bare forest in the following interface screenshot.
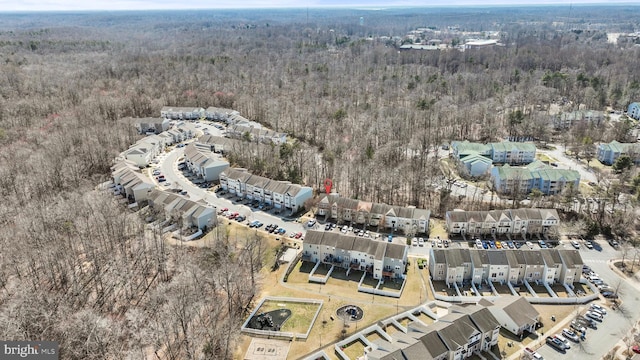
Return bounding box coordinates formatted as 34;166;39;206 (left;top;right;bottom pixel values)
0;6;640;359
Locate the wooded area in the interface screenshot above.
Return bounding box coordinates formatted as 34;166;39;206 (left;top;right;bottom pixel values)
0;6;639;359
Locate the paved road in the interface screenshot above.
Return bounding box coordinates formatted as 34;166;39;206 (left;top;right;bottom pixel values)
534;240;640;360
538;145;598;184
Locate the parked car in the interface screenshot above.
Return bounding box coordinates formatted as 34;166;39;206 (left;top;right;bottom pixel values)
576;316;598;329
601;291;618;299
609;239;619;248
412;238;418;246
571;240;580;249
418;238;425;247
590;304;607;315
523;347;544;360
538;240;547;248
585;311;603;322
632;345;640;354
570;321;586;334
495;241;502;249
507;241;515;249
562;328;580;342
585;241;593;249
526;241;534;249
325;223;332;231
553;335;571;349
545;336;566;352
235;215;245;222
294;232;303;239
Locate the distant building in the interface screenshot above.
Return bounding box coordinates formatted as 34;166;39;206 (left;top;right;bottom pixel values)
452;141;536;165
597;140;640;165
129;117;170;134
464;39;498;49
182;143;229;182
628;102;640;120
160;106;205;120
552;110;605;129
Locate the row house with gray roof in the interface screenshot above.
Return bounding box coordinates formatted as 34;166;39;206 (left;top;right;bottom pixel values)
316;194;430;235
429;248;583;287
160;106;205;120
369;305;500;360
302;230;408;280
111;159;156;203
445;208;559;238
147;189;216;230
219;168;312;214
183;143;229;182
226;123;287;145
122;134;166;168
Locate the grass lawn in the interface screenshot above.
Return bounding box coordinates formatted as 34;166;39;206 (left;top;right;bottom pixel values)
533;304;580;337
536;153;556;163
255;300;321;334
360;276;379;289
314;264;331;276
365;331;382;343
429;219;449;240
341;339;366;360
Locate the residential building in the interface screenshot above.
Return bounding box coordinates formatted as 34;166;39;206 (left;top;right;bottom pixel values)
628;102;640;120
491;142;537;165
122;134;165;168
552;110;605;129
597;140;640;165
459;153;493;178
226;123;287;145
111;159;156;203
147;189;216;230
491;161;580;196
219;168;312;213
129;117;171;134
315;194;430;235
302;230;408;280
468;249;489;285
540;248;563;285
483;296;540;337
429;248;583;287
160;106;205;120
486;250;509;285
204;106;238;121
558;249;583;285
452;141;536;165
366;305;500;360
182;143;229;182
445;209;559;238
521;251;545;283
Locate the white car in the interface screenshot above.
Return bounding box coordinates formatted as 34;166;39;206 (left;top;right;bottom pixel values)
418;238;425;247
562;328;580;342
585;311;603;322
590;304;607;315
412;238;418;246
571;240;580;249
554;335;571;349
525;241;534;249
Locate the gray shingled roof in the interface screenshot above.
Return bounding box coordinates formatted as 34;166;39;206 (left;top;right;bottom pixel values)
522;250;545;266
487;250;509;266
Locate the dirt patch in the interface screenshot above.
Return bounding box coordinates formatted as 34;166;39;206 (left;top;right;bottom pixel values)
551;284;569;298
531;285;552;297
432;280;457;296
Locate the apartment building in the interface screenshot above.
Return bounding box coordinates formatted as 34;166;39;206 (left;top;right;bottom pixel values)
226;123;288;145
129;117;171;134
552;110;605;129
302;230;408;280
111;159;156;203
160;106;205;120
597;140;640;165
491;161;580;196
122;134;166;168
452;141;536;165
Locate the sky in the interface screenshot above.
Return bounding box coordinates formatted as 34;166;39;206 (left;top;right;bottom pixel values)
0;0;636;12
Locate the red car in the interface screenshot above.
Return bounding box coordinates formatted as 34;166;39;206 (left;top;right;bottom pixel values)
294;232;303;239
218;207;228;214
633;345;640;354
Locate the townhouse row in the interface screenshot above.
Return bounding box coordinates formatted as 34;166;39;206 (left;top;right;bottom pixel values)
225;123;287;145
551;110;605;130
368;304;501;360
111;159;156;203
122;122;193;168
302;230;408;280
219;168;312;214
445;208;559;237
491;160;580;196
147;189;216;230
316;194;431;235
429;248;583;287
182;143;229;182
